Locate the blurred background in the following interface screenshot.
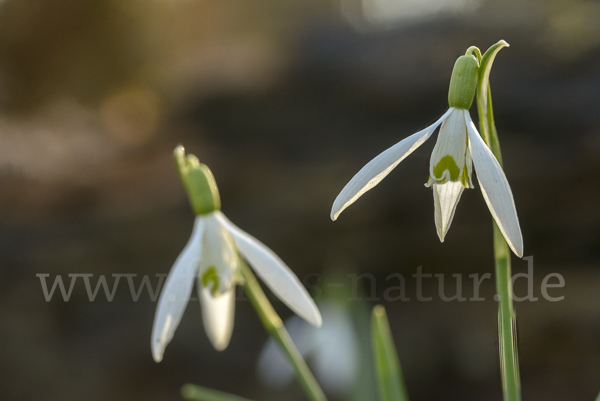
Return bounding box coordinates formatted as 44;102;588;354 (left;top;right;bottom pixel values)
1;0;600;400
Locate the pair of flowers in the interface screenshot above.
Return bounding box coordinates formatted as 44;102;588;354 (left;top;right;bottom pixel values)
152;51;523;361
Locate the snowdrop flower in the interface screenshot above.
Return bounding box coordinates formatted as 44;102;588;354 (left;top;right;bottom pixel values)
257;300;359;396
152;146;322;362
331;54;523;257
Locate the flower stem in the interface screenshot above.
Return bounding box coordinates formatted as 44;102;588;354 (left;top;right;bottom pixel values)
478;80;521;401
493;221;521;401
475;40;521;400
239;261;327;401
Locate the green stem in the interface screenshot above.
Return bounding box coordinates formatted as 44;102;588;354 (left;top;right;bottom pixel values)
477;81;521;401
493;222;521;401
239;261;327;401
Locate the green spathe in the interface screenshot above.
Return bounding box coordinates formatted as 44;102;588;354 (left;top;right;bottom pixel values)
447;55;479;110
174;146;221;215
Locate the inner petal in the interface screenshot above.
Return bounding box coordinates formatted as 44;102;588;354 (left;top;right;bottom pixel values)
426;109;471;187
199;214;238;295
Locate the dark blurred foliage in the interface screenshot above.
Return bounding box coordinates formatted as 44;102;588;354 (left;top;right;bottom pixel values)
1;0;600;400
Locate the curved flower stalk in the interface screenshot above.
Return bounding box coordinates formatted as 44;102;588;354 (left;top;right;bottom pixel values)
152;146;322;363
331;51;523;257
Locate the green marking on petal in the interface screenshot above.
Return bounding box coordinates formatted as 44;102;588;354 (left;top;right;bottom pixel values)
202;266;220;296
460;166;472;187
433;155;461;181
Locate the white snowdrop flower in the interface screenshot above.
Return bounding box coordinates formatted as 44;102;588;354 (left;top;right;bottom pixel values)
151;146;322;362
331;54;523;257
257;300;359;396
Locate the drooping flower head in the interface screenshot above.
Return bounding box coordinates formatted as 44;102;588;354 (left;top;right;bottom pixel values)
151;146;322;362
331;48;523;257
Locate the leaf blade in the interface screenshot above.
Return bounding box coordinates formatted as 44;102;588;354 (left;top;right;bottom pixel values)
181;384;255;401
371;306;409;401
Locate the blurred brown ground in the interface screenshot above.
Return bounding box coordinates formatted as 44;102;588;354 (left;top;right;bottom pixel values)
1;0;600;400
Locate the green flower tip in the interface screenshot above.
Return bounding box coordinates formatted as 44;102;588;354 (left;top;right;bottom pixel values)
173;145;221;215
447;54;479;110
497;39;509;48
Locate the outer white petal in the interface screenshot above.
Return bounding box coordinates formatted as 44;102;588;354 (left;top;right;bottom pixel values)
331;108;453;221
151;216;206;362
465;111;523;257
214;211;322;327
433;181;464;242
199;286;236;351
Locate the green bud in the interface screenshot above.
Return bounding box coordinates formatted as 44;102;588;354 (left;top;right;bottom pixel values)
447;55;479;110
173;145;221;215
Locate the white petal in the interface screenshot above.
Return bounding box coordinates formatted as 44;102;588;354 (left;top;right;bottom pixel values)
151;216;205;362
331;108;453;221
465;111;523;257
199;286;236;351
214;211;322;327
433;182;464;242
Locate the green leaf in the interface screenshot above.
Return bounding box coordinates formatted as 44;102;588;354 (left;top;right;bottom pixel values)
595;390;600;401
181;384;255;401
371;305;409;401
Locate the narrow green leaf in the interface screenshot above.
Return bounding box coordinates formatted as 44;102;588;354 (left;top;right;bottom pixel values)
371;305;409;401
181;384;255;401
595;390;600;401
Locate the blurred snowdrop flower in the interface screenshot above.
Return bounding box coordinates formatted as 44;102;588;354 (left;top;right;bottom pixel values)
331;53;523;257
341;0;479;30
257;300;359;396
152;146;321;362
